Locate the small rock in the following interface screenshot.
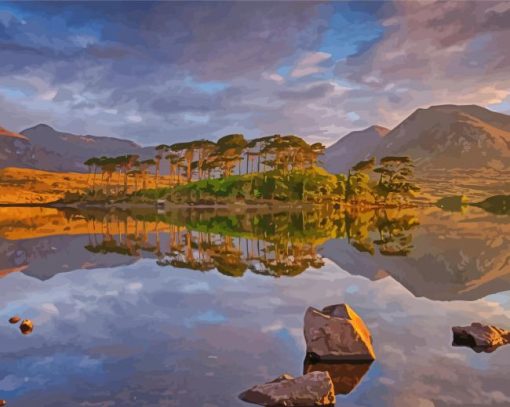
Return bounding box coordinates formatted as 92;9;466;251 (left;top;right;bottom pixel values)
239;371;335;406
304;303;376;361
452;322;510;352
0;400;6;406
19;319;33;335
8;316;20;324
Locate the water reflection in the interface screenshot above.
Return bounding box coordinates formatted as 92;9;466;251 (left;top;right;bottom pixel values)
0;206;509;406
0;205;509;300
303;359;373;395
81;208;420;279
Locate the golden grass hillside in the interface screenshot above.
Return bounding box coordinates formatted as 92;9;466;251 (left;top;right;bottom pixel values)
0;167;170;204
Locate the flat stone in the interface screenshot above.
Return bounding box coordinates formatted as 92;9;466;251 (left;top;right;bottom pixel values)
8;316;20;324
239;371;335;406
452;322;510;352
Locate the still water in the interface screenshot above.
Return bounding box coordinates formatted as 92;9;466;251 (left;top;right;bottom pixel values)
0;206;509;406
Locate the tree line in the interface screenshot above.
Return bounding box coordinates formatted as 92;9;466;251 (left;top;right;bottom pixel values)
81;133;420;206
83;134;325;194
338;156;420;205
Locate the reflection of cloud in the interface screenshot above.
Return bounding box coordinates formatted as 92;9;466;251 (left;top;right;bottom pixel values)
126;282;143;292
40;303;59;315
0;259;508;405
0;374;24;391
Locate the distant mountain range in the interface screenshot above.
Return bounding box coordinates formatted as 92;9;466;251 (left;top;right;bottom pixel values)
324;104;510;173
0;123;153;172
1;104;509;190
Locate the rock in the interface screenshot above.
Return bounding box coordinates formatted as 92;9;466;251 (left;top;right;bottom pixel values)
452;322;510;352
239;371;335;406
19;319;33;335
304;304;375;361
8;316;20;324
303;359;373;395
0;400;6;406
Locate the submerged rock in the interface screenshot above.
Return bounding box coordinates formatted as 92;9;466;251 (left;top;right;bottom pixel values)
0;399;6;406
8;316;20;324
239;371;335;406
452;322;510;352
304;304;375;361
19;319;33;335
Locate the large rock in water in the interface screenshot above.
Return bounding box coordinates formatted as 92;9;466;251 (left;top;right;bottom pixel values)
304;304;375;361
452;322;510;352
239;371;335;406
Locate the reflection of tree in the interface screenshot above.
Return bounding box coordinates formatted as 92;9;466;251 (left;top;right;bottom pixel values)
341;208;419;257
84;214;156;257
80;207;421;278
373;211;419;256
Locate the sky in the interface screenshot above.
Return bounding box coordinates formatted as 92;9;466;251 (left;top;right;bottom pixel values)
0;1;510;147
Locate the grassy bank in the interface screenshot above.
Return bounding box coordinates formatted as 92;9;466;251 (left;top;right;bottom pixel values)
0;167;168;205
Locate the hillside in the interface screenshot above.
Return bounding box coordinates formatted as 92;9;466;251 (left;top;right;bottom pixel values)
0;167;167;204
322;125;389;173
323;105;510;200
373;104;510;169
0;126;28;140
0;123;154;172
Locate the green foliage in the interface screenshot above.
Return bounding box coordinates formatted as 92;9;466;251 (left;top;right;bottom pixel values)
82;130;420;207
338;155;421;206
164;167;338;204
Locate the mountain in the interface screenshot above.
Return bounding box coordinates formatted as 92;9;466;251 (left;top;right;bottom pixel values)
0;126;28;140
323;105;510;200
373;104;510;170
324;105;510;173
322;125;389;173
0;123;154;172
0;125;33;169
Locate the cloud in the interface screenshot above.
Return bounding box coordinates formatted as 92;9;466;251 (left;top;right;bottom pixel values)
0;1;509;147
334;0;510;127
278;82;335;100
290;51;332;78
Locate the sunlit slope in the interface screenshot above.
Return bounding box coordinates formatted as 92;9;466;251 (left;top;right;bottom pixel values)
0;167;168;204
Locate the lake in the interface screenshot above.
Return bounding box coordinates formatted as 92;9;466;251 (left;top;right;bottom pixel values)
0;205;509;406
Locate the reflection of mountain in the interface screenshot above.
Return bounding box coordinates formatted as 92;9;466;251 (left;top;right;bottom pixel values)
0;235;139;281
323;207;510;301
1;206;509;301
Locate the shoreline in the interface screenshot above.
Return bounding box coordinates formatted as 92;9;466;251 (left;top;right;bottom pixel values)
0;200;435;211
